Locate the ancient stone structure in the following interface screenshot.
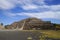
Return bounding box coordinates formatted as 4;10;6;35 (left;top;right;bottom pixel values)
5;18;55;30
23;18;54;30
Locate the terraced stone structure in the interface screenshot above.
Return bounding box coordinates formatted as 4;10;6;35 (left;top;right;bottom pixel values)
5;18;55;30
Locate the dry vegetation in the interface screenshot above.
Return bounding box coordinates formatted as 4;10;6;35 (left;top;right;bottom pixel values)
20;30;60;39
39;30;60;39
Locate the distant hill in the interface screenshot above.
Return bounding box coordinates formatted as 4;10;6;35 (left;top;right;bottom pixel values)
5;17;60;30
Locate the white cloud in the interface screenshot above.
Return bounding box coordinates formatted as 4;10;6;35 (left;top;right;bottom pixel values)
19;0;45;10
0;0;45;9
8;11;59;19
0;0;60;20
50;5;60;11
22;4;39;10
21;11;59;19
0;0;15;9
37;5;60;11
0;0;60;11
3;13;16;17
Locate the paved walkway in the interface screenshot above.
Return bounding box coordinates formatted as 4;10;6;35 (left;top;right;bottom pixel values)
0;30;60;40
0;31;41;40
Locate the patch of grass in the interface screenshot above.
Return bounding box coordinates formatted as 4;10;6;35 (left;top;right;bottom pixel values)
39;30;60;39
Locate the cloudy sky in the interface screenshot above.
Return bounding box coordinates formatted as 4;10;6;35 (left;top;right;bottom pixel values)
0;0;60;25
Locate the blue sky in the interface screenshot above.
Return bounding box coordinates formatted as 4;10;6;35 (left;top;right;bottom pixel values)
0;0;60;25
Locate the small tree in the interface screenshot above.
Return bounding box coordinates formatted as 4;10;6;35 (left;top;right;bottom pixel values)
0;23;3;26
